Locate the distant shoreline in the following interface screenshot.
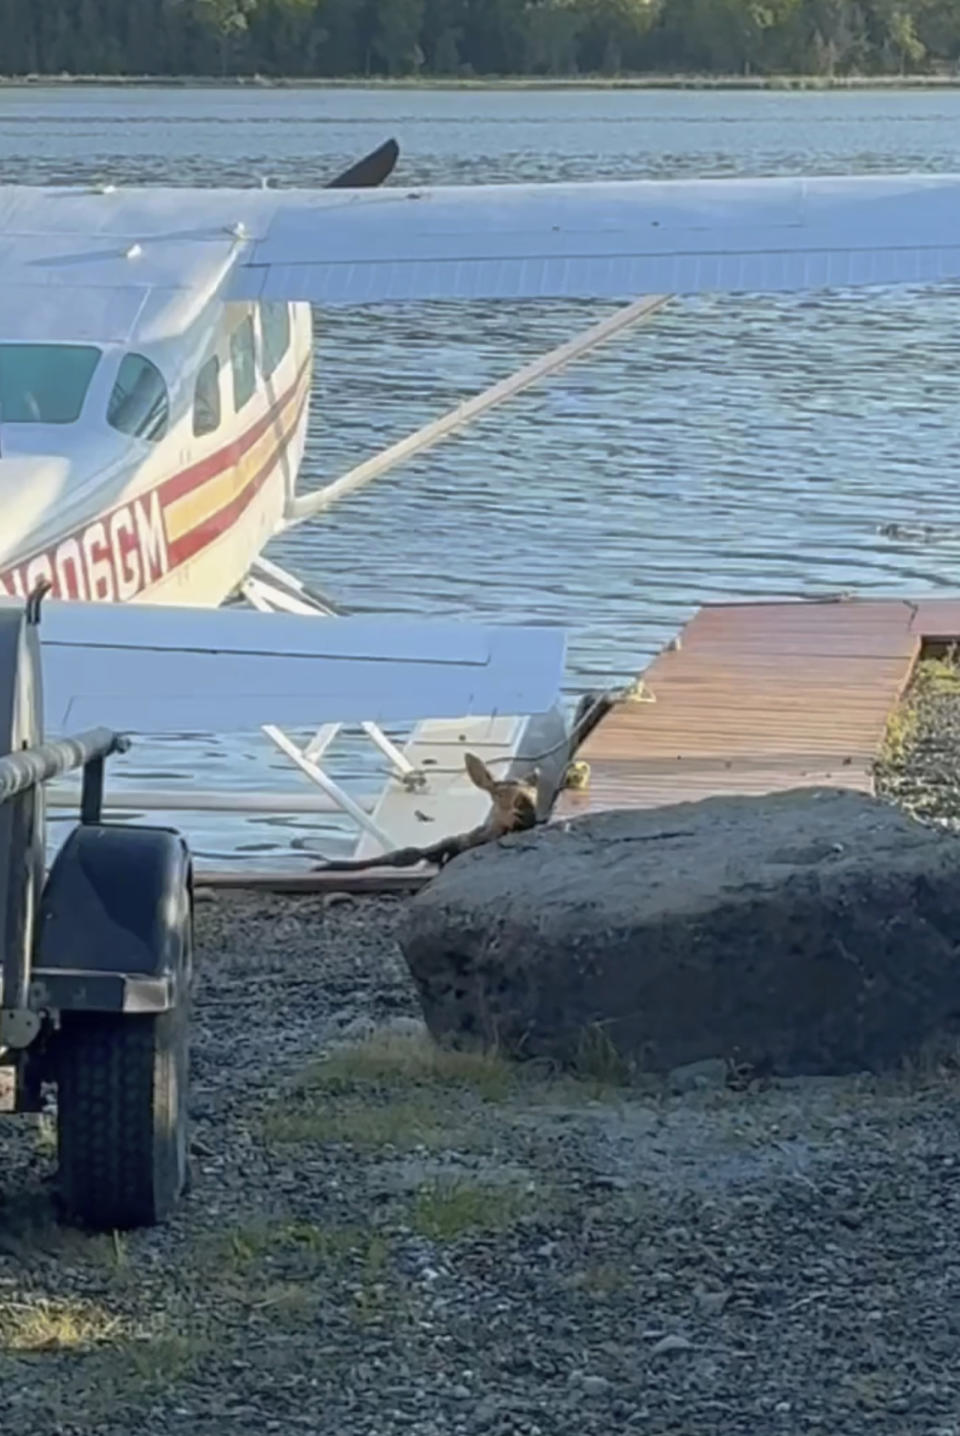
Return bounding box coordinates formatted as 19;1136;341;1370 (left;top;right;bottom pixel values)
2;72;960;91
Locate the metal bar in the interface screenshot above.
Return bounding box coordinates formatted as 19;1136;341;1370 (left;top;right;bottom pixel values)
80;756;104;825
303;723;341;763
242;577;320;617
285;294;670;526
29;969;174;1016
263;724;395;852
240;561;416;781
2;790;36;1013
251;556;342;615
359;721;417;778
0;728;128;805
45;786;378;816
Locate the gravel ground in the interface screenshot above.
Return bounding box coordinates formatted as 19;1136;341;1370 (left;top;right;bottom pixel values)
5;673;960;1435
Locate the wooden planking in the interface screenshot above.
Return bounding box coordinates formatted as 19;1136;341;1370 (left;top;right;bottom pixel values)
910;599;960;640
555;597;960;821
559;761;876;817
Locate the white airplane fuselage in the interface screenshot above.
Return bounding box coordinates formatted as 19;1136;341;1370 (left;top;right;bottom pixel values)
0;297;313;607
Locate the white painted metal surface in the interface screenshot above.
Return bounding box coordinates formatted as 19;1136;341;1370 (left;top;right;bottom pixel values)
45;785;376;816
229;172;960;304
2;170;959;318
37;564;569;866
35;600;566;733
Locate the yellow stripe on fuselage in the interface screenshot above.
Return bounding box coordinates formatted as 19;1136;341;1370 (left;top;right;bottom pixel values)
164;370;310;545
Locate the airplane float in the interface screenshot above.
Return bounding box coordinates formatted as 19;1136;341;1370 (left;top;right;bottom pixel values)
0;141;956;856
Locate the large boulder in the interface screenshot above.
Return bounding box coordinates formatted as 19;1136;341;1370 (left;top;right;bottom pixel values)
398;788;960;1077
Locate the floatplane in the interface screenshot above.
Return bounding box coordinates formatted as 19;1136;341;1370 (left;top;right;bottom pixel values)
1;144;956;861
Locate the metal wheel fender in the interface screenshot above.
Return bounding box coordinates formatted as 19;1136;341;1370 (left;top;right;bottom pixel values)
38;824;192;984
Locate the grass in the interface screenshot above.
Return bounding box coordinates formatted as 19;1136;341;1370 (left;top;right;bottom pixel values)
264;1094;460;1150
202;1216;398;1330
302;1031;513;1101
879;701;919;766
123;1332;208;1392
880;649;960;767
0;1296;125;1352
409;1178;531;1240
573;1023;632;1088
913;649;960;693
263;1027;641;1154
217;1216;388;1273
263;1031;516;1153
0;1321;211;1435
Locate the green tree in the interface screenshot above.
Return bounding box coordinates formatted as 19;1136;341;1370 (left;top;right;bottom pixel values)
461;0;527;74
248;0;321;74
805;0;870;73
0;0;36;73
879;2;927;69
3;0;960;82
892;8;924;66
423;0;468;70
578;0;658;72
913;0;960;62
195;0;258;71
522;0;585;72
313;0;367;74
372;0;425;73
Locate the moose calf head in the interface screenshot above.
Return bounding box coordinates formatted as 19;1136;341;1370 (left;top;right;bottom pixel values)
463;752;540;835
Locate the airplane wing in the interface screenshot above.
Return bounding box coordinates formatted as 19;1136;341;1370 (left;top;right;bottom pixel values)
36;602;565;735
229;172;960;305
2;170;960;322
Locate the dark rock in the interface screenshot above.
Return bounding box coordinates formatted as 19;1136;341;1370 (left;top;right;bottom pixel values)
398;788;960;1077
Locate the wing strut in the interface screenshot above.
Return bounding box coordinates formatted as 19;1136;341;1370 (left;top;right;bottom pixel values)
284;293;670;526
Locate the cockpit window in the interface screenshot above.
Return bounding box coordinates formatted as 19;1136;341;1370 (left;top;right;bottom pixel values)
0;343;101;424
107;353;169;442
193;354;221;438
230;315;257;412
261;302;291;381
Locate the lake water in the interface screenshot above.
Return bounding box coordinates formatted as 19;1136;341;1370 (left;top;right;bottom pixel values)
4;85;960;867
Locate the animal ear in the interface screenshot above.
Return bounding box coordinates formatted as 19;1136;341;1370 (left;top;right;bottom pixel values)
464;751;496;794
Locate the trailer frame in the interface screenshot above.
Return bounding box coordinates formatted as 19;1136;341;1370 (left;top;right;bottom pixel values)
0;594;193;1231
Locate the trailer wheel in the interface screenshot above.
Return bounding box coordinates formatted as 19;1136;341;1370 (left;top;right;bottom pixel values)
56;972;190;1232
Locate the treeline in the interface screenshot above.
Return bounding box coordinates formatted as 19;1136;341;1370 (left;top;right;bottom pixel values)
0;0;958;81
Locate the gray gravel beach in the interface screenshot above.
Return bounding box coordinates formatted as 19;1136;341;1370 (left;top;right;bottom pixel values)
5;671;960;1435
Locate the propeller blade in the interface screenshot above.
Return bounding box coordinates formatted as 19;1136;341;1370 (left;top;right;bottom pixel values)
325;138;400;190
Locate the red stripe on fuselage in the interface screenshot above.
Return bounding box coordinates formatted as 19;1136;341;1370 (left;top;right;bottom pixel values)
165;381;309;570
158;358;311;508
0;356;311;603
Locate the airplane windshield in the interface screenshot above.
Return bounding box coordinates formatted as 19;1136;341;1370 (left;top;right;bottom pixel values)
0;343;102;425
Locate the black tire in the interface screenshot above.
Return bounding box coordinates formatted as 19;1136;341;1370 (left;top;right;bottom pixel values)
56;969;190;1232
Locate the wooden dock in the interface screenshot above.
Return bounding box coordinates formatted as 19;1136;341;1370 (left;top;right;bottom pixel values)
195;593;960;890
556;596;960;821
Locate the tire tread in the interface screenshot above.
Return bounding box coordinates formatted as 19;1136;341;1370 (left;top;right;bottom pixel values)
57;1009;182;1231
